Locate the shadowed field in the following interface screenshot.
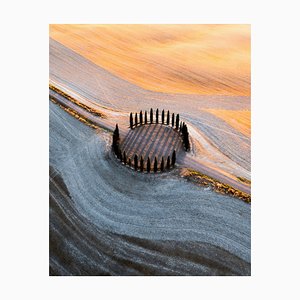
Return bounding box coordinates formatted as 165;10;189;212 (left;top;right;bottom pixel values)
50;24;250;96
49;101;251;275
50;166;250;276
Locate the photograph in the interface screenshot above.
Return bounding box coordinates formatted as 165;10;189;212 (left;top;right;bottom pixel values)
3;0;300;297
49;24;251;276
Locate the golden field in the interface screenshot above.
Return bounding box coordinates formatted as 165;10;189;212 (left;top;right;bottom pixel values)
50;24;250;96
206;109;251;137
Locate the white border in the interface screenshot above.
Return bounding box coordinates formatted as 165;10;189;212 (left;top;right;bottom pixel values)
2;0;300;299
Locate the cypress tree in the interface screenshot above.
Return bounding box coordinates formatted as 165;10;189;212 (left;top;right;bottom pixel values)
128;158;131;167
180;121;182;132
113;140;118;155
140;110;143;124
184;133;190;151
161;157;165;172
182;124;190;151
119;150;123;162
167;110;170;125
182;124;186;138
176;114;180;130
150;108;153;124
147;157;151;173
167;156;171;169
112;123;120;155
154;157;158;172
172;113;175;127
145;111;148;124
135;113;138;126
156;109;159;123
123;151;127;165
140;156;144;172
112;134;116;153
134;154;138;171
162;109;165;124
130;112;133;129
114;124;119;138
172;150;176;166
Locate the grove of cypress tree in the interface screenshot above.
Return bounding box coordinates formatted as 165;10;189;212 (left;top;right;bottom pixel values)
161;157;164;172
134;154;138;171
167;156;171;169
140;156;144;172
156;109;159;123
145;111;148;124
154;157;158;172
167;110;170;125
172;150;176;166
140;110;143;124
135;113;138;126
150;108;153;124
130;112;133;129
176;114;180;130
147;157;151;173
162;109;165;124
172;113;175;127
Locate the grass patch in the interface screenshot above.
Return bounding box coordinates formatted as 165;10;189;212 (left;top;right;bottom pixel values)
237;176;251;185
49;84;106;118
181;168;251;204
50;97;99;129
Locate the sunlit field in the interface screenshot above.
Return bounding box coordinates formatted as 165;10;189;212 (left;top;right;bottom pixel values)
50;24;250;96
206;109;251;137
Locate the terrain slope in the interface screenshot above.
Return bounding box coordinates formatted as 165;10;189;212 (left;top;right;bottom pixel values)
50;101;251;275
